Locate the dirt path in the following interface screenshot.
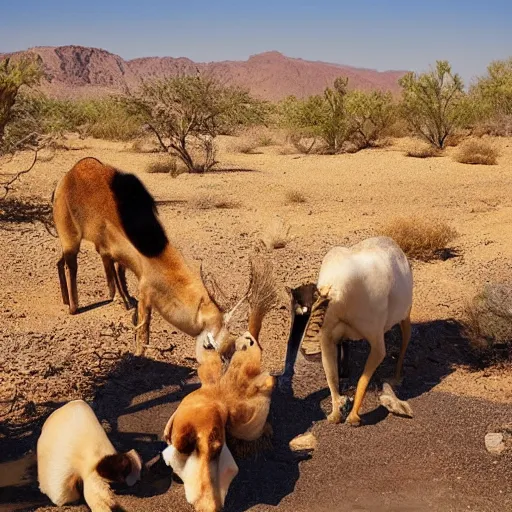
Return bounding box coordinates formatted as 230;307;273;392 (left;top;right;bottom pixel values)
1;136;511;511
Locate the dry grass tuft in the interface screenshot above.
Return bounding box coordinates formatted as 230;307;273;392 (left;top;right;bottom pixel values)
380;217;457;261
232;140;260;155
405;141;441;158
455;139;499;165
146;157;178;175
261;219;291;250
248;254;279;319
464;284;512;362
192;194;241;210
131;139;159;153
286;190;307;204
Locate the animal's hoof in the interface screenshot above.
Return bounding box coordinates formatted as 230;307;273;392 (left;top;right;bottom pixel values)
327;411;342;424
339;396;354;422
345;412;361;427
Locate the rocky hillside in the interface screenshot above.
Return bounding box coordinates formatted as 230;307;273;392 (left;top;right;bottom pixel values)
3;45;407;100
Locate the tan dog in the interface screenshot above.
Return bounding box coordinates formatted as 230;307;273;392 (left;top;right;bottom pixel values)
162;255;277;512
37;400;142;511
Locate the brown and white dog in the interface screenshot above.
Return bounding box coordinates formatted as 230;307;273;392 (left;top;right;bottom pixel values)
37;400;142;511
162;256;276;512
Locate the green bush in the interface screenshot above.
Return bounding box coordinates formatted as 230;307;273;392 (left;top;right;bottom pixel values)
399;61;466;148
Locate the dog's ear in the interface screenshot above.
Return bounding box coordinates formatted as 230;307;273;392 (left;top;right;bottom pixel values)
124;449;142;486
163;411;176;443
96;453;132;483
173;423;197;455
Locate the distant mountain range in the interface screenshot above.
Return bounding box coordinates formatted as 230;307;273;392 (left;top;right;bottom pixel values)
2;45;407;101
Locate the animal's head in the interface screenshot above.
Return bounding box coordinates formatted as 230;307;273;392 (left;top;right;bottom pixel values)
162;399;238;512
286;283;319;317
96;449;142;487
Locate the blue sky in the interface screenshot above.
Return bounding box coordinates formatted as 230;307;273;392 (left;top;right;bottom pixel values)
1;0;511;84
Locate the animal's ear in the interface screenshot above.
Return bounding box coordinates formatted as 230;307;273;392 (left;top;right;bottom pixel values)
96;453;132;483
163;411;177;443
173;423;197;455
124;449;142;486
218;444;239;505
285;286;293;297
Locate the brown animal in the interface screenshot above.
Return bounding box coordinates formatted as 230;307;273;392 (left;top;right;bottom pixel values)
161;256;276;512
52;157;241;357
37;400;141;512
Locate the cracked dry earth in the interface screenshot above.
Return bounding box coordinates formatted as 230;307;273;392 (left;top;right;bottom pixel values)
1;136;511;512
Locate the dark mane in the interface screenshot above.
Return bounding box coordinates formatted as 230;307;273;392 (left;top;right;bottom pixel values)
110;171;168;258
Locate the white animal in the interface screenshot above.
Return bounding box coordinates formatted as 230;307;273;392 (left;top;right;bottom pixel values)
37;400;141;511
312;236;413;425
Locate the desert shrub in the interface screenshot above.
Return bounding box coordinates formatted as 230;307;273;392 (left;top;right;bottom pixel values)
399;61;466;149
286;190;307;204
231;139;260;154
465;284;512;362
126;74;264;173
258;135;274;146
470;58;512;130
281;79;395;153
380;217;457;261
146;157;178;174
455;139;499;165
280;78;351;154
0;55;43;151
344;90;395;149
261;219;291;250
405;141;441;158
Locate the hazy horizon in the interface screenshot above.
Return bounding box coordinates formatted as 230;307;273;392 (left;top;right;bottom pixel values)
2;0;511;85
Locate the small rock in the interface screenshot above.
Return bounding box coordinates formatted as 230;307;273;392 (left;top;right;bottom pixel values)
379;382;413;418
485;433;505;455
289;432;317;452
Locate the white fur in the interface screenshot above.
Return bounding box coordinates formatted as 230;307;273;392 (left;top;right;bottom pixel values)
162;443;238;506
315;237;413;424
317;237;412;341
37;400;141;510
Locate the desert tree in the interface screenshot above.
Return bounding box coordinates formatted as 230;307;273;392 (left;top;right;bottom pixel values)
0;55;43;148
345;90;394;148
472;57;512;116
399;61;465;148
280;77;351;153
127;73;266;172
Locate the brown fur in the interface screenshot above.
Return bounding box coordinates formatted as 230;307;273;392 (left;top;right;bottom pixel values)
53;158;229;356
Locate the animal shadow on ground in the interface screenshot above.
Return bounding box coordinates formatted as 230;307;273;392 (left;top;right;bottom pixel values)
0;355;197;508
224;387;327;512
302;318;482;425
0;197;53;232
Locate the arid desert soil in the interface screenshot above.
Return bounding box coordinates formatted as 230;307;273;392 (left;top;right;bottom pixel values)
1;135;511;511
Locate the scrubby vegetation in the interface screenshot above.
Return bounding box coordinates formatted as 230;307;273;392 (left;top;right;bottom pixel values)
455;139;499;165
465;283;512;362
380;217;457;261
405;141;441;158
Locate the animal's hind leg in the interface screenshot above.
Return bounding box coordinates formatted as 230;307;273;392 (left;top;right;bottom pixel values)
337;341;350;380
346;335;385;426
101;255;117;300
63;250;79;314
57;256;69;306
395;314;412;383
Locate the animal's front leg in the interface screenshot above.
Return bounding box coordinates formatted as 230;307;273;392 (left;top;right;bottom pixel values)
134;293;151;357
278;318;304;394
321;334;346;423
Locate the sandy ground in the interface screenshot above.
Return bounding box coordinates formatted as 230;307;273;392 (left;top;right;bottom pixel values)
1;135;511;511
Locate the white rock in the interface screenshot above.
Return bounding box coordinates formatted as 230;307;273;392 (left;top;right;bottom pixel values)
485;433;505;455
289;433;317;452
